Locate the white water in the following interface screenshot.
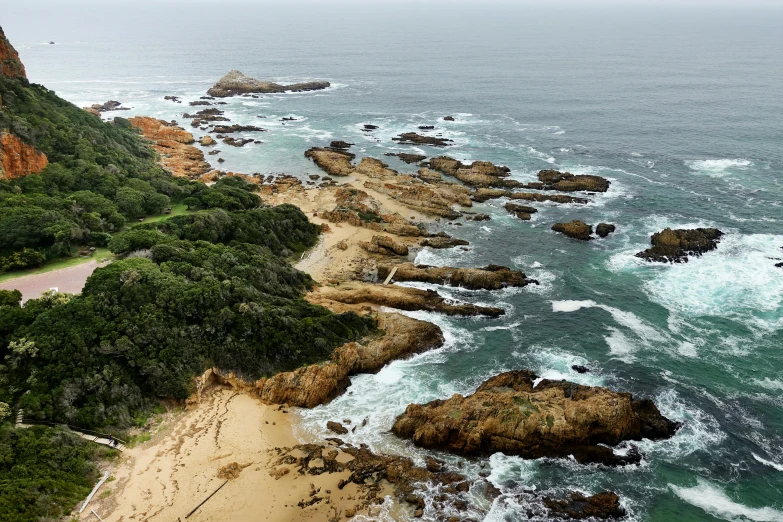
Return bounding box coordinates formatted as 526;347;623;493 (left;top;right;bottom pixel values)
671;478;783;521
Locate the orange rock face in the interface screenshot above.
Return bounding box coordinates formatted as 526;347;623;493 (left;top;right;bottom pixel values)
0;133;48;179
0;26;26;79
129;116;211;178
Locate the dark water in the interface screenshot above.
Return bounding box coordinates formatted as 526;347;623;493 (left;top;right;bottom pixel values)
4;2;782;520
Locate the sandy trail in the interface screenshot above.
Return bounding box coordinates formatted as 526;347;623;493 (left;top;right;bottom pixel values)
86;388;373;522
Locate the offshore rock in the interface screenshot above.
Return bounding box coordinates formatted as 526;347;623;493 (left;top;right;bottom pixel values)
552;220;593;241
636;227;723;263
212;124;266;134
505;203;537;220
0;132;48;179
378;262;534;290
536;169;610;192
392;370;680;465
310;282;504;318
392;132;453;147
0;26;26;79
199;135;216;146
596;223;616;238
304;147;355;176
207;70;330;97
129;116;211;178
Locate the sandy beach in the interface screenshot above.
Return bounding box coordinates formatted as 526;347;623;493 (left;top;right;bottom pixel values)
83;388;384;522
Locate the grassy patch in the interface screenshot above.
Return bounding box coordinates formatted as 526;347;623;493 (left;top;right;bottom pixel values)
141;203;194;224
0;248;113;283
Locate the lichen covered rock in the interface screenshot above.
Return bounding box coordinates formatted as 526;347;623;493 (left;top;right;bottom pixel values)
552;220;593;241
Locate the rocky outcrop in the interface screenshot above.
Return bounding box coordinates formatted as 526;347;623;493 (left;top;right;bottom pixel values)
421;236;469;249
385;152;427;164
0;132;48;179
89;100;129;113
378;262;535;290
254;312;444;407
552;220;594;241
392;133;453;147
222;137;255;147
472;188;588;204
505;203;537;220
427;156;520;188
129;116;211;178
304;147;355;176
0;27;26;79
636;227;723;263
183;108;230;127
534;169;610;192
596;223;616;238
207;70;330;97
329;140;353;150
544;492;626;519
359;235;409;256
391;370;680;466
310;282;504;318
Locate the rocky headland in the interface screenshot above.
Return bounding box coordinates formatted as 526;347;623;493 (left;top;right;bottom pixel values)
636;227;723;263
129;116;212;178
207;70;330;97
392;370;680;466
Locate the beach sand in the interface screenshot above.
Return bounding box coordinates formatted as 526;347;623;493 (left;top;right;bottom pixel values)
84;388;384;522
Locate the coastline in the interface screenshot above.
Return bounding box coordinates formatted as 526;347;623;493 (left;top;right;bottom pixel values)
87;388;387;522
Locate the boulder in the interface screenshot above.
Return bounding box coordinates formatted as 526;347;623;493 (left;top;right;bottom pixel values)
326;421;349;435
596;223;616;238
391;370;680;465
552;220;593;241
443;116;455;121
207;70;330;97
212;124;266;134
636;227;723;263
199;135;216;146
421;237;470;249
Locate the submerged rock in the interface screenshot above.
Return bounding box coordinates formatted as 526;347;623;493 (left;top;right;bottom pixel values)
212;124;266;134
385;152;427;164
207;70;330;97
392;370;680;465
636;227;723;263
472;188;588;204
552;220;593;241
378;262;535;290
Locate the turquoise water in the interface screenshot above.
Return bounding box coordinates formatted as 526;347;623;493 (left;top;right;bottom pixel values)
4;2;782;520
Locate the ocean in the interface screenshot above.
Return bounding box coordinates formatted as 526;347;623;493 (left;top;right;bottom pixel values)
3;1;782;520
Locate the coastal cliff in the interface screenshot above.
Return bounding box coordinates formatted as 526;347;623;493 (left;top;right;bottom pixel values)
0;132;48;179
0;26;25;79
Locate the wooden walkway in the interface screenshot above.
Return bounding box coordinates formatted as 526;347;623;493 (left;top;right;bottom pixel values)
15;409;126;451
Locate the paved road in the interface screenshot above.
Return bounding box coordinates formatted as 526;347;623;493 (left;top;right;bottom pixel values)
0;260;108;303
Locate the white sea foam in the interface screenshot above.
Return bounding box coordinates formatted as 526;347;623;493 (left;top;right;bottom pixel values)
552;300;596;313
752;453;783;471
686;159;752;177
482;322;522;332
670;478;783;521
643;234;783;331
752;378;783;391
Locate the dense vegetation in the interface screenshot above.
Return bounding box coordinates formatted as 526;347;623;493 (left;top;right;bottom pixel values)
0;74;260;273
0;62;376;521
0;424;111;522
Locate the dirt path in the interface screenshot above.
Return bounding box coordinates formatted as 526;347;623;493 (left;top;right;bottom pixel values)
0;260;107;302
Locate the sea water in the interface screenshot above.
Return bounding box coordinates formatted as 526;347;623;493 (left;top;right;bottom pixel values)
4;2;782;520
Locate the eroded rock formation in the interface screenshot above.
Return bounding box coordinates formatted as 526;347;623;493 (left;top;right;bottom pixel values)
535;169;610;192
392;370;680;465
505;203;537;220
129;116;211;178
428;156;519;188
207;70;330;97
636;227;723;263
0;26;26;79
596;223;616;238
379;262;535;290
392;133;453;147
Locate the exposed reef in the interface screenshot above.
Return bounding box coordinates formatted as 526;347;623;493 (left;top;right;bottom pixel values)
378;262;535;290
